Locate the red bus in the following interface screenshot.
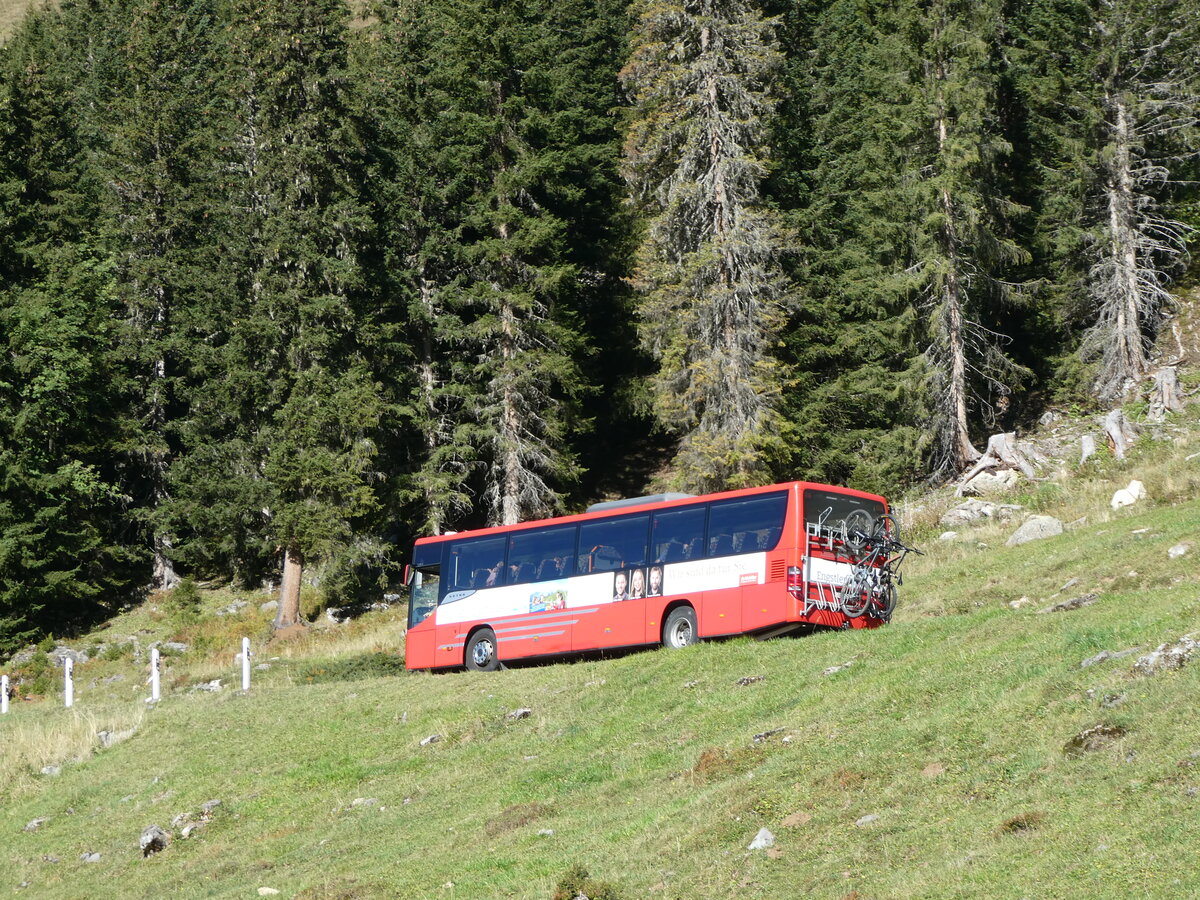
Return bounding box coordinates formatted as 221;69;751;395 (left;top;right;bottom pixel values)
404;480;892;671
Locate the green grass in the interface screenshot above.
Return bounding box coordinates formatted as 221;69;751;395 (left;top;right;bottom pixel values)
3;549;1199;897
3;417;1199;898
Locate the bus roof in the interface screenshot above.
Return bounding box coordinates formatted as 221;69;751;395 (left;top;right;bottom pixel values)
413;480;887;546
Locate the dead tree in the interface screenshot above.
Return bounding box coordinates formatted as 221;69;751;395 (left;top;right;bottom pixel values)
1082;2;1199;400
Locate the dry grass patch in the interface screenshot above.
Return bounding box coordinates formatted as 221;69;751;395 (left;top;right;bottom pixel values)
0;702;145;802
997;810;1046;835
485;801;554;835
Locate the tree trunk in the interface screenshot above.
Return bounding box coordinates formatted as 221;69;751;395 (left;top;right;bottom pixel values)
499;294;521;526
273;545;305;630
417;266;444;536
933;45;980;471
152;536;181;591
1104;93;1149;395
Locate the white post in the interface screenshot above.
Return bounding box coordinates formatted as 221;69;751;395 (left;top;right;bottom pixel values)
1;674;9;714
241;637;251;692
150;647;161;703
64;658;74;708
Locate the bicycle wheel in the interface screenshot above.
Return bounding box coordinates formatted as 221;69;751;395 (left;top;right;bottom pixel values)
872;513;899;546
839;570;871;618
841;510;875;557
874;580;897;619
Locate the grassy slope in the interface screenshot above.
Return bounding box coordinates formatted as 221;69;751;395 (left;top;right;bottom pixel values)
0;0;39;40
3;421;1200;898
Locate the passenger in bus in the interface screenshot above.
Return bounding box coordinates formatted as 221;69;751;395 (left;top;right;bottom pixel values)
484;562;504;587
648;565;663;597
629;568;646;599
613;570;629;601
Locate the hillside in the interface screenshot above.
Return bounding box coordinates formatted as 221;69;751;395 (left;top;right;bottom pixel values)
3;399;1200;898
0;0;36;39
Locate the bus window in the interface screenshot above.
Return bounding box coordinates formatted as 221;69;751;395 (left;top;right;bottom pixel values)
651;505;707;562
447;535;507;592
707;492;787;557
506;525;577;585
803;489;885;533
408;542;442;627
409;569;440;626
578;514;649;573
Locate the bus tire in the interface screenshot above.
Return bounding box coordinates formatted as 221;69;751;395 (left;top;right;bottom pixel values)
662;606;698;650
465;628;500;672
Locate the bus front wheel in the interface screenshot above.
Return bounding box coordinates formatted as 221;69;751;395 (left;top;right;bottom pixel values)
662;607;698;650
465;628;500;672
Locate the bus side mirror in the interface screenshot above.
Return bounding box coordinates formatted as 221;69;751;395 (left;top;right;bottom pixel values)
404;564;412;587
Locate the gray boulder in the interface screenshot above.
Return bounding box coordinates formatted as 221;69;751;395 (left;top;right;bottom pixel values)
959;469;1021;496
140;824;171;857
49;647;89;668
1133;634;1198;676
940;499;1024;528
748;827;775;850
1006;515;1063;547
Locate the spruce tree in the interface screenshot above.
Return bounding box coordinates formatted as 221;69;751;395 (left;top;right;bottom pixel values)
367;0;622;528
1014;0;1199;401
167;0;382;627
621;0;791;493
908;0;1030;473
93;0;225;590
0;11;145;651
794;0;1028;480
777;0;928;491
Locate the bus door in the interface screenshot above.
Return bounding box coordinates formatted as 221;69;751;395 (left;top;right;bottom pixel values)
573;514;649;651
405;542;443;669
702;492;788;635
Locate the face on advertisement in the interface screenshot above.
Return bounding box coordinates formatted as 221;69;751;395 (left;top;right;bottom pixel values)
648;566;663;595
630;568;645;598
614;570;628;599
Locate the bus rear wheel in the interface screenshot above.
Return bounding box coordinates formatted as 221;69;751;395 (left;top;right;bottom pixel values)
662;607;698;650
465;628;500;672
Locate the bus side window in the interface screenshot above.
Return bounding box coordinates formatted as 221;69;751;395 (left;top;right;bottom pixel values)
707;493;788;557
579;515;650;574
652;505;707;563
447;535;507;592
506;524;577;586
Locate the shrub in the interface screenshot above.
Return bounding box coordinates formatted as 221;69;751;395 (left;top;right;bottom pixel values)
102;642;131;662
165;578;203;624
551;864;626;900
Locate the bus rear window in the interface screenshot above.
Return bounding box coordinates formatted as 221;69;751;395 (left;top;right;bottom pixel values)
803;489;885;532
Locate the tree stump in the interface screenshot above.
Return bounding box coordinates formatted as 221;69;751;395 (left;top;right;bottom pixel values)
955;433;1036;496
1147;366;1184;422
1080;434;1097;465
1103;409;1137;460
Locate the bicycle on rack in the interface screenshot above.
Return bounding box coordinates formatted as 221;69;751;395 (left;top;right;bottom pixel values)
836;513;922;622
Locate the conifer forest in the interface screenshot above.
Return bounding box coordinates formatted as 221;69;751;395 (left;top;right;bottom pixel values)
1;0;1197;650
